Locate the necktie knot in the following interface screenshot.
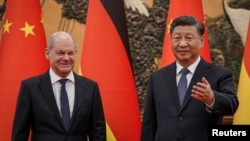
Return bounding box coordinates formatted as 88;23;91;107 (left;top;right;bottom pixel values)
181;68;189;75
59;79;68;86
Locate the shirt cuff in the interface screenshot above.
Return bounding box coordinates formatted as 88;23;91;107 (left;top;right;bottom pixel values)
205;98;215;113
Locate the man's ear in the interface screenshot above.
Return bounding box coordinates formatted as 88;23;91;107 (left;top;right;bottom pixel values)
200;35;204;47
45;48;49;59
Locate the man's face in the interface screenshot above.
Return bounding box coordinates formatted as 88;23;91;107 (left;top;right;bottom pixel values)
171;25;204;66
46;36;76;77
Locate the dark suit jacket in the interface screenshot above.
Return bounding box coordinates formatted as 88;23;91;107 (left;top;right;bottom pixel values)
12;71;106;141
141;59;239;141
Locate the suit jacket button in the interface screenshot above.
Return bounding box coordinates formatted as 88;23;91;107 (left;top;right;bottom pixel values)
178;116;183;120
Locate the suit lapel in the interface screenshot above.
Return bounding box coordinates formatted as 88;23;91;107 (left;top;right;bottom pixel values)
39;71;64;128
181;59;212;108
163;63;181;110
69;74;85;129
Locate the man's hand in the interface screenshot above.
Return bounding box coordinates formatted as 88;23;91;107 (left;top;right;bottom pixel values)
191;77;214;105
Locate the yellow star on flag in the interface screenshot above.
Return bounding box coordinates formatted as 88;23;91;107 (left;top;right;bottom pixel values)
20;22;35;37
3;19;13;33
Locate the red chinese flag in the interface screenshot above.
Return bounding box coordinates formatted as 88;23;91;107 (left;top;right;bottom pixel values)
0;0;49;140
160;0;211;67
81;0;141;140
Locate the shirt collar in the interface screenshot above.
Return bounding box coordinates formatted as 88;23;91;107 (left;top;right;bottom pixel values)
49;68;75;84
176;56;201;75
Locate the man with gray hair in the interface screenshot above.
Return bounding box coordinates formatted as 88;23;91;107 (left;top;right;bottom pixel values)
12;31;106;141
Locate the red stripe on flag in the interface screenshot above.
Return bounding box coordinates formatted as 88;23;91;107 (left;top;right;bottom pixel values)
233;20;250;124
243;21;250;76
81;0;141;140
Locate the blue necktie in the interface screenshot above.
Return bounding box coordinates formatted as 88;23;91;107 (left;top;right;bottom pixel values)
178;68;189;106
59;79;70;130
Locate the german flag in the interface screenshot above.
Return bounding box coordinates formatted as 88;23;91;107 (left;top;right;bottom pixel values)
80;0;141;140
0;0;49;140
233;21;250;124
160;0;211;67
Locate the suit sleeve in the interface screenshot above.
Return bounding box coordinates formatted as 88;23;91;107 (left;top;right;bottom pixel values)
210;68;239;115
140;75;157;141
12;81;31;141
88;83;106;141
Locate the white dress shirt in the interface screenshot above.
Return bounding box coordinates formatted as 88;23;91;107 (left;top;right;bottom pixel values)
49;69;75;118
176;57;215;111
176;56;201;86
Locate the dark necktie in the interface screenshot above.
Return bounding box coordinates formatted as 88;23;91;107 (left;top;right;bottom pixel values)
178;68;189;106
59;79;70;130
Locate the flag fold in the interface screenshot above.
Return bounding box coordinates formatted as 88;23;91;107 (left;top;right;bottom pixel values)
81;0;141;140
233;21;250;124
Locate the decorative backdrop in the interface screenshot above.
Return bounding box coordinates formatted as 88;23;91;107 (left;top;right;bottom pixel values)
0;0;249;116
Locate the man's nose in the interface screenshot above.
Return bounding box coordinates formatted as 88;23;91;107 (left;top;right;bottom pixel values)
62;54;70;60
179;39;188;47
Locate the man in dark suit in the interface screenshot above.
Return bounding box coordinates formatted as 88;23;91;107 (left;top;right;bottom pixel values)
12;31;106;141
140;15;239;141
